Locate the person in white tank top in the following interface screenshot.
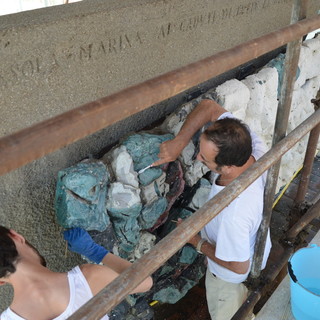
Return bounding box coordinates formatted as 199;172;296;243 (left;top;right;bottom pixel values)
0;226;152;320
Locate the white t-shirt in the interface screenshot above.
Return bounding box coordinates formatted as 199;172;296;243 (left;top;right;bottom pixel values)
201;112;272;283
0;266;109;320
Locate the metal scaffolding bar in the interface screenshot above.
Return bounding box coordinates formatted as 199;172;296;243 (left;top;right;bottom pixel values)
67;109;320;320
286;198;320;240
294;94;320;205
250;0;307;279
1;15;320;176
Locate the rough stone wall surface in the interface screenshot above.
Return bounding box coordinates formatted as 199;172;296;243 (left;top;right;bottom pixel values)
1;0;320;312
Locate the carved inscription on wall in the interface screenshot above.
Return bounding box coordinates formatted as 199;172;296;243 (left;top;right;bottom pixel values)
0;0;291;89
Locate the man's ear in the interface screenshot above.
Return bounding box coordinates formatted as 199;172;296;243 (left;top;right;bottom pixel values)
9;229;25;245
224;165;234;175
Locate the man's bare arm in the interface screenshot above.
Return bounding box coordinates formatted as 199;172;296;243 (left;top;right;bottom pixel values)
187;232;250;275
153;99;227;167
82;253;153;295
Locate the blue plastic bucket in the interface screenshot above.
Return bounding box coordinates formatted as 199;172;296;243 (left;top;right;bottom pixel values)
288;244;320;320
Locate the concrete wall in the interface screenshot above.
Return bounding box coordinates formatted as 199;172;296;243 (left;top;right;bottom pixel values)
0;0;320;311
1;0;319;135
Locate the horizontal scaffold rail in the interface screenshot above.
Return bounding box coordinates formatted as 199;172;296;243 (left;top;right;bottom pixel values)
0;15;320;176
68;109;320;320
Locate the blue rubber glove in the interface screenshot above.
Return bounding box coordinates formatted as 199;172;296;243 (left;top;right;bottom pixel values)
63;227;108;264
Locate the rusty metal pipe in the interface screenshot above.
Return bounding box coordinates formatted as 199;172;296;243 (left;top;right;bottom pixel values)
250;0;307;278
286;198;320;240
1;16;320;176
295;102;320;205
67;109;320;320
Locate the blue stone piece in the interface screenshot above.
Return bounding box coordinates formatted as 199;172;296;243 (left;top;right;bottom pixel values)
108;203;142;253
55;161;110;231
160;208;194;237
179;246;198;264
122;132;174;172
138;167;163;186
139;197;168;229
152;277;197;304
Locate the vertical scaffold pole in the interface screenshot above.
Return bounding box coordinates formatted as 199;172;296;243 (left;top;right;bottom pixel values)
250;0;307;279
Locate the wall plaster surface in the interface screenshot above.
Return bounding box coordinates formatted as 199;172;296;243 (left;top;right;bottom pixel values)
0;0;319;135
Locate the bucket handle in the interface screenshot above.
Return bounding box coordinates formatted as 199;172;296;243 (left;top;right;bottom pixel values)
288;261;298;283
288;244;319;284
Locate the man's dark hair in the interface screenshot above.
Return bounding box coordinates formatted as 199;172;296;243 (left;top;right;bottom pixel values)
0;226;19;278
203;117;252;167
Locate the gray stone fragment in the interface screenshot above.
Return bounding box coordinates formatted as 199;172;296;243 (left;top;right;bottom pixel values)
140;172;169;203
131;231;156;260
160;100;198;135
184;160;210;186
188;178;211;211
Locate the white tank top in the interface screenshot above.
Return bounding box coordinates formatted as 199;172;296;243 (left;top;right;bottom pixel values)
0;266;109;320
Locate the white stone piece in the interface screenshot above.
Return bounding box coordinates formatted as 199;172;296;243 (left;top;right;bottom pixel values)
188;181;212;211
155;172;170;196
291;76;320;132
106;182;141;210
242;67;278;148
295;35;320;88
132;231;156;260
215;79;250;120
295;45;313;89
277;141;306;192
141;183;159;204
111;146;139;188
277;74;320;191
184;160;210;187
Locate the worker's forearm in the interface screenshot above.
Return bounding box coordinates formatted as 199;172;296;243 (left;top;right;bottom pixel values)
176;99;227;143
196;238;250;275
101;252;132;274
101;253;153;293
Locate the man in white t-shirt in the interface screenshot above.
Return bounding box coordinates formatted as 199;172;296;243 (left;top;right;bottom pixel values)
153;99;272;320
0;226;152;320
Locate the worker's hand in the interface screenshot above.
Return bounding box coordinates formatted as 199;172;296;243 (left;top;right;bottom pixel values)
63;227;108;264
152;137;186;167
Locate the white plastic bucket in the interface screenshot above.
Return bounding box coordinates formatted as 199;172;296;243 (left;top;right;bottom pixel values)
288;244;320;320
